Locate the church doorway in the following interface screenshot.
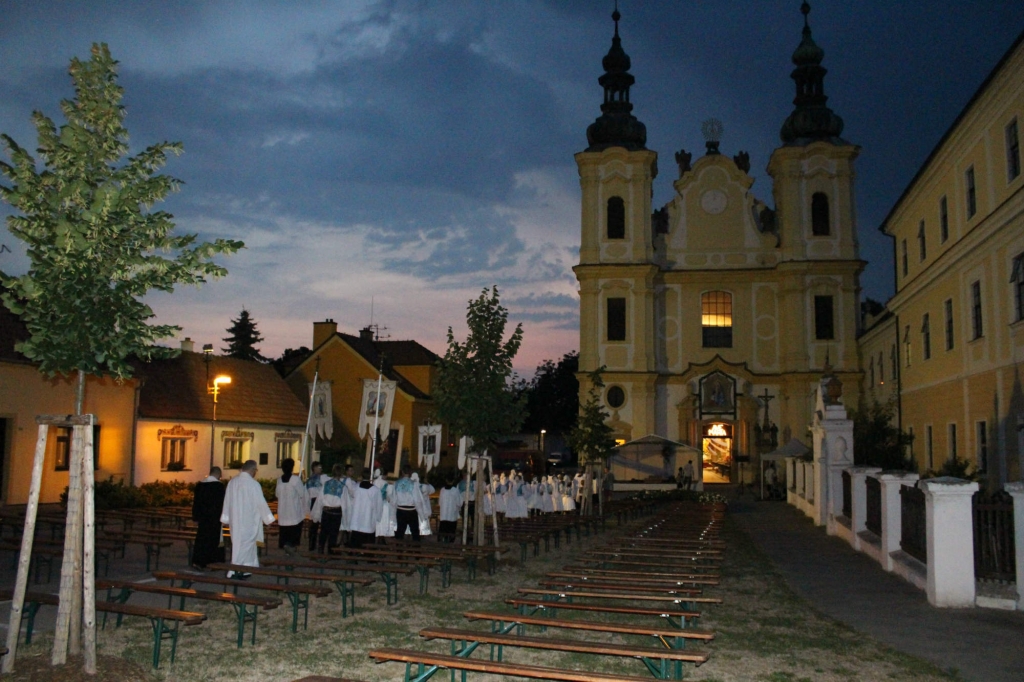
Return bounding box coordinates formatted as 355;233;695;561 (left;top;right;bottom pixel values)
702;422;732;484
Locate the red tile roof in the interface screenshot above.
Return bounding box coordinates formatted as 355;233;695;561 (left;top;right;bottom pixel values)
136;352;307;426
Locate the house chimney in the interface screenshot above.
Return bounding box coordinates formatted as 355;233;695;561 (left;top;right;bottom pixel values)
359;326;374;342
313;318;338;348
180;337;195;353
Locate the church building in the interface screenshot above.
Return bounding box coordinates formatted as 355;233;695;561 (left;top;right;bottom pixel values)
575;4;863;483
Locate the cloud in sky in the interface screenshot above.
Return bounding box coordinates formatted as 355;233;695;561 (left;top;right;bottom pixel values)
2;1;1023;372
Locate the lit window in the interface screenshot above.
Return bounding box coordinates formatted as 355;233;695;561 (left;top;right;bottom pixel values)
224;439;246;467
701;291;733;348
275;437;299;468
162;438;188;471
54;427;72;472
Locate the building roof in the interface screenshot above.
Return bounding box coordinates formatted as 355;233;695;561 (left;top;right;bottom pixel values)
317;332;436;400
879;28;1024;234
136;351;307;426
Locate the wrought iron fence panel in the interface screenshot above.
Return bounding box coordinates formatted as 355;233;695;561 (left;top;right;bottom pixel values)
973;490;1015;582
900;484;927;564
842;470;852;519
866;476;882;537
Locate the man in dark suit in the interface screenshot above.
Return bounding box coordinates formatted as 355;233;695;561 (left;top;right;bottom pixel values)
191;466;226;569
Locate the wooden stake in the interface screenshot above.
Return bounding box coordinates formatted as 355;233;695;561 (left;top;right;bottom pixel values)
82;424;97;673
461;463;471;546
488;457;500;551
1;424;49;673
474;459;485;546
52;426;84;665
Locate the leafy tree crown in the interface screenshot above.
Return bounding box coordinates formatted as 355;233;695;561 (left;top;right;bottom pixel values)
0;43;243;379
568;367;617;465
432;286;525;452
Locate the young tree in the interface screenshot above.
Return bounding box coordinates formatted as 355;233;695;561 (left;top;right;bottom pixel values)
433;286;525;544
0;44;242;672
222;308;266;361
852;397;915;471
521;351;579;436
568;368;618;515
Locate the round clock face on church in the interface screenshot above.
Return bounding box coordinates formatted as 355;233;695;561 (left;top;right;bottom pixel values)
700;189;728;215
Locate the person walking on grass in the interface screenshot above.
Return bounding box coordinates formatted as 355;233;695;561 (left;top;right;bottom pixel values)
191;466;225;570
305;461;328;551
220;460;276;579
317;464;346;553
275;458;308;555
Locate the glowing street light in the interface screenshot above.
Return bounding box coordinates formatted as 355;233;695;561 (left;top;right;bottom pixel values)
208;373;231;468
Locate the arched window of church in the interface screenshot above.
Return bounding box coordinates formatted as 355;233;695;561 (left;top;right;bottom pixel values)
701;291;732;348
811;192;830;236
607;196;625;239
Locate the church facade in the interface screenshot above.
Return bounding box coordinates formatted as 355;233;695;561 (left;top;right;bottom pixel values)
574;5;863;482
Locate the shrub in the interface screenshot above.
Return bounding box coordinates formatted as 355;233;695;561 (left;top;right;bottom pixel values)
257;478;277;502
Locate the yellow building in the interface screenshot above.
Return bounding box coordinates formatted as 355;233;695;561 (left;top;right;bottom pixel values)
857;302;899;410
286;320;443;475
880;32;1024;484
575;7;863;483
0;305;138;504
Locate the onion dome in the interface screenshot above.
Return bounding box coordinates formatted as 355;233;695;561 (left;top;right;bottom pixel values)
586;9;647;152
780;2;845;145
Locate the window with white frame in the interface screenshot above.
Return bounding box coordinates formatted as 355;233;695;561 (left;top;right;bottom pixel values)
275;433;301;468
162;438;188;470
701;291;733;348
224;439;246;467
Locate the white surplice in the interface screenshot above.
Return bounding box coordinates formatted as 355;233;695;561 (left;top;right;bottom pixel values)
220;471;276;576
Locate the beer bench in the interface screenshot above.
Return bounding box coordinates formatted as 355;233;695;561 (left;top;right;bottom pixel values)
368;647;665;682
207;562;374;618
506;597;704;630
0;588;204;668
299;554;417;605
97;579;280;647
419;626;709;680
153;570;331;632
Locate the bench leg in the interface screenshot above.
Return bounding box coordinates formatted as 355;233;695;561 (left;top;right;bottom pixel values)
440;560;452;589
418;566;429;594
22;601;41;645
333;580;354;618
381;572;399;606
286;592;309;632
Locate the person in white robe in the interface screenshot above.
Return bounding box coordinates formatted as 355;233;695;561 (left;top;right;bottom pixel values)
305;461;330;551
373;469;396;539
550;476;563;512
539;476;554;513
220;460;276;578
391;465;424;540
482;477;494;518
560;474;576;512
413;472;434;536
493;473;507;515
438;476;461;541
339;464;358;535
275;458;309;554
346;473;384;549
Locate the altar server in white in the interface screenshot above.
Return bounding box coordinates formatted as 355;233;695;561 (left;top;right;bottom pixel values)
347;472;384;549
220;460;276;578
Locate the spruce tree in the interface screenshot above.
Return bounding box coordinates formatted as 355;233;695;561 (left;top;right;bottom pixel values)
222;308;266;361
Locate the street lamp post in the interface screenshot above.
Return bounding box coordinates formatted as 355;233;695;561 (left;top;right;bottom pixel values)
208;373;231;469
540;429;546;458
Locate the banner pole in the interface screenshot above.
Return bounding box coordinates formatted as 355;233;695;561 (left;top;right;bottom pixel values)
368;358;385;476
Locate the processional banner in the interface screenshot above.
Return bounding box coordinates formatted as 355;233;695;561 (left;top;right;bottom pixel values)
418;424;442;472
309;380;334;440
358;379;396;439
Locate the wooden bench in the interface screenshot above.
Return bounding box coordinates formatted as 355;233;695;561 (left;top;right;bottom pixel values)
539;578;723;603
464;610;714;649
208;562;374;618
0;588;204;668
97;579;280;647
299;554;417;605
420;626;709;680
100;531;174;571
326;547;440;593
506;597;705;630
153;570;331;632
563;565;721;586
369;647;666;682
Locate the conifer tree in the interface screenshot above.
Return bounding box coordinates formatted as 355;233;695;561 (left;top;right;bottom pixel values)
222;308;266;361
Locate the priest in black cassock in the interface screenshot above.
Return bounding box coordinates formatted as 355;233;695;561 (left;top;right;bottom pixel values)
191;466;226;569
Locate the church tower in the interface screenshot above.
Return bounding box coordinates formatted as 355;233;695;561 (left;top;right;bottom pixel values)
767;1;862;382
573;9;660;438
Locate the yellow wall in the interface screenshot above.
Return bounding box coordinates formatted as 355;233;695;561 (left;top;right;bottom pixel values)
0;362;137;504
883;39;1024;482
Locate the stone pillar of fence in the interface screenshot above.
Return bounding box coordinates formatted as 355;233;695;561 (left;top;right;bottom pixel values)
878;472;920;571
1004;481;1024;608
920;477;980;607
809;373;854;532
786;456;798;505
849;466;882;551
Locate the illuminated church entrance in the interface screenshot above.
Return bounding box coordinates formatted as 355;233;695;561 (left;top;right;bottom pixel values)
702;422;732;484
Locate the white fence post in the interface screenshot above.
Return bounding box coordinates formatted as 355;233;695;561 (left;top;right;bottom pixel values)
878;472;919;571
1004;482;1024;608
920;477;980;607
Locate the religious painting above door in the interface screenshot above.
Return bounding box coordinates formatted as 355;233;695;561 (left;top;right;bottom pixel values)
699;371;736;418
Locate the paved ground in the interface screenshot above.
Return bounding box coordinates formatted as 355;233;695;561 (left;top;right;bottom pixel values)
730;494;1024;682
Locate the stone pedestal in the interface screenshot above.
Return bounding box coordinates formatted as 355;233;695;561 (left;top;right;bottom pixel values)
1004;482;1024;608
849;466;882;551
810;382;854;533
920;477;980;608
878;472;920;571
